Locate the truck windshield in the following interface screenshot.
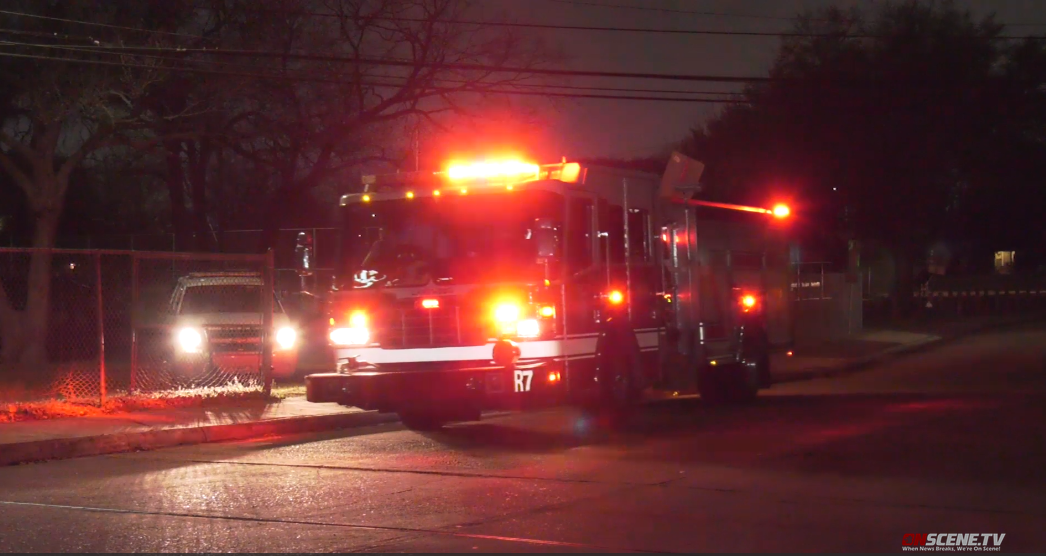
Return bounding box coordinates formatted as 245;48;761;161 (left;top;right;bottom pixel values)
338;189;564;288
179;284;284;314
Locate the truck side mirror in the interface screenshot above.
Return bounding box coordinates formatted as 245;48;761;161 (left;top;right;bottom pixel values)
295;231;314;277
533;218;562;262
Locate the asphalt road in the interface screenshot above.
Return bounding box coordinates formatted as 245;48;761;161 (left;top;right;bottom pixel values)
1;325;1045;553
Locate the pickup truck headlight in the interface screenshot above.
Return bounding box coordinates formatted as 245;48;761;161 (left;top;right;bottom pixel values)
275;327;297;350
177;327;204;353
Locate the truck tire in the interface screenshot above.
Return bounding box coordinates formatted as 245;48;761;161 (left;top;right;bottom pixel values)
588;331;643;426
698;335;766;405
696;363;730;405
736;331;770;401
398;411;447;431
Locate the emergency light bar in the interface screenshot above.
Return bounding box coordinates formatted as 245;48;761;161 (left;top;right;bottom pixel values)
340;160;585;206
446;160;539;181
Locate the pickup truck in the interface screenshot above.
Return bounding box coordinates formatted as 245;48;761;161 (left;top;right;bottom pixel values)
163;272;299;384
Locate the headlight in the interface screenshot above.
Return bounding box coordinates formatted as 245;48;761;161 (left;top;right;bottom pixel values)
177;327;204;353
494;303;520;323
330;311;369;346
493;303;520;335
516;318;540;338
275;327;297;350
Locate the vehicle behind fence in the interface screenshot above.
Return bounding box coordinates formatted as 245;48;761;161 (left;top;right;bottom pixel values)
0;248;276;405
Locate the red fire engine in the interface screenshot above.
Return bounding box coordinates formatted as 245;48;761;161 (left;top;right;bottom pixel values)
304;153;793;429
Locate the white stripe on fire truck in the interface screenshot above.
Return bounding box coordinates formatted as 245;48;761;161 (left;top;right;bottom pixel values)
336;338;596;364
337;331;662;365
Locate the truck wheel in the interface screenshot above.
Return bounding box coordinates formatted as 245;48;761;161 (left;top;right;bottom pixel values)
698;348;765;405
697;364;731;405
698;369;758;404
589;337;642;426
735;333;770;402
398;411;446;431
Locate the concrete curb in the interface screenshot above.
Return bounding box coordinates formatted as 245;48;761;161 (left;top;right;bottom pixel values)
773;316;1045;385
0;411;400;467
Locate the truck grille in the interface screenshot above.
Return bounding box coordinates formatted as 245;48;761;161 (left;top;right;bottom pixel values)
206;325;262;352
380;306;487;348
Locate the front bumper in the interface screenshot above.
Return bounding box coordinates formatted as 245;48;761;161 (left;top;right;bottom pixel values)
306;357;565;412
170;350;298;379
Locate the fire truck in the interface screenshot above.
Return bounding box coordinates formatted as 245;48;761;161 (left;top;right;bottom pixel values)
304;153;793;429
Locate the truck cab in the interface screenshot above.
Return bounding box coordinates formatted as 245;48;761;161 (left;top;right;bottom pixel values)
305;155;792;428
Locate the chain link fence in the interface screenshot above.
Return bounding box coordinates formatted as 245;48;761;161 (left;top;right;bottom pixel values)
0;248;276;406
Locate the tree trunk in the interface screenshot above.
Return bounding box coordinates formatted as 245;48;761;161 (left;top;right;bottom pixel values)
165;141;192;251
17;208;61;368
0;285;25;367
257;145;333;254
0;206;61;371
258;185;297;254
188;139;213;252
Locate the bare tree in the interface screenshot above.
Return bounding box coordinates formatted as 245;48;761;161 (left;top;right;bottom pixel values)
0;1;197;368
204;0;559;251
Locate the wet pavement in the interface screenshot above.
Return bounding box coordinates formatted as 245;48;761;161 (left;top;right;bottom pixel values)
1;324;1044;552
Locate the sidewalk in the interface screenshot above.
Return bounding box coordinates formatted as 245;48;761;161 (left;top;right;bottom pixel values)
772;314;1044;384
0;396;397;467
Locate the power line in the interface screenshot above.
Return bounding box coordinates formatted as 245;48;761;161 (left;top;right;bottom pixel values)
5;8;1044;42
25;39;1042;86
0;9;202;40
0;37;744;98
0;31;745;97
1;40;771;83
251;7;1046;40
547;0;807;22
0;50;747;103
549;0;1046;28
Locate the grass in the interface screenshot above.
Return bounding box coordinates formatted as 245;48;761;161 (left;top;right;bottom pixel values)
270;381;307;399
0;379;291;424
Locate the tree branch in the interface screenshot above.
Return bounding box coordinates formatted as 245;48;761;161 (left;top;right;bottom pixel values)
0;150;33;193
0;129;38;162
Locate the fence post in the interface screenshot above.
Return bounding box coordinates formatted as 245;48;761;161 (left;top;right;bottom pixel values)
261;248;275;397
129;254;139;394
95;252;106;405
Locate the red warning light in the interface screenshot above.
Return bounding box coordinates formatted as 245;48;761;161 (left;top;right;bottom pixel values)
420;298;440;309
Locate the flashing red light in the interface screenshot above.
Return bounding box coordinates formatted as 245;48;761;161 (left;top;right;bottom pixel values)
772;204;791;218
608;290;624;305
740;294;758;313
421;298;440;309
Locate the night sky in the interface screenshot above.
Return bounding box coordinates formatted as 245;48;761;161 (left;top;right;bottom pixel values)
492;0;1046;160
